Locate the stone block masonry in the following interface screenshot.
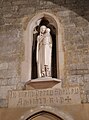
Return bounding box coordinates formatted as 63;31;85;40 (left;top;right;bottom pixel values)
0;0;89;107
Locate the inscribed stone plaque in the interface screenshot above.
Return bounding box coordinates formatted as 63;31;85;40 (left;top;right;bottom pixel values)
8;87;81;108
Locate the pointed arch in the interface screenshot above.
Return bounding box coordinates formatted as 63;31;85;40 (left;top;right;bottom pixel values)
20;106;74;120
21;12;64;82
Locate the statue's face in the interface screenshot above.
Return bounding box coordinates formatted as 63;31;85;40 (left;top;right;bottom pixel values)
40;26;46;34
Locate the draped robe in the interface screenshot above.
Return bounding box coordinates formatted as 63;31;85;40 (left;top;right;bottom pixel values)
36;29;52;78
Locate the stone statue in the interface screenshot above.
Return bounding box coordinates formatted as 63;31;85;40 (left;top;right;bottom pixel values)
36;25;52;78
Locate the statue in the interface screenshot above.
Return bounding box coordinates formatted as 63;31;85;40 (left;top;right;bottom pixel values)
36;25;52;78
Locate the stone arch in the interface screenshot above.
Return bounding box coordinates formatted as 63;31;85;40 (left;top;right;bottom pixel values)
21;12;64;82
20;106;74;120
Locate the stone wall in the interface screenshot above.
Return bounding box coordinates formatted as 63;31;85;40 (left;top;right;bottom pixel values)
0;0;89;107
0;104;89;120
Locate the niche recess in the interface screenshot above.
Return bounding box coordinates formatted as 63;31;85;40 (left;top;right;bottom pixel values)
31;17;57;79
21;12;64;82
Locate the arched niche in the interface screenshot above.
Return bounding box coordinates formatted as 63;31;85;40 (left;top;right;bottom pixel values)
20;106;74;120
32;17;57;79
21;12;64;82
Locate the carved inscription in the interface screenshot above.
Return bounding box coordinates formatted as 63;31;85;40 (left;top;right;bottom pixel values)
8;87;81;108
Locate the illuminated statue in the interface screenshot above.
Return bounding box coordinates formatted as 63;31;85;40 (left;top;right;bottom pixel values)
36;25;52;78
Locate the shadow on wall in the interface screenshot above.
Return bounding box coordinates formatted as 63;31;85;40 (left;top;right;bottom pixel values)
46;0;89;21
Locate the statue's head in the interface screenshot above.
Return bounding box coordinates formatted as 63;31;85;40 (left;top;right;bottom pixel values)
40;25;46;34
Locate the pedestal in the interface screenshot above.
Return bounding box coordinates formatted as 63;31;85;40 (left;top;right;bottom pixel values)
25;77;61;90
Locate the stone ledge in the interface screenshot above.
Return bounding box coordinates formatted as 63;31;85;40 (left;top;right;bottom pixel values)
25;77;61;90
28;77;61;82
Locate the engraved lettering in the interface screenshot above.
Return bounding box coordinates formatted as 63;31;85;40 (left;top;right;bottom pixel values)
8;87;81;107
17;98;22;106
